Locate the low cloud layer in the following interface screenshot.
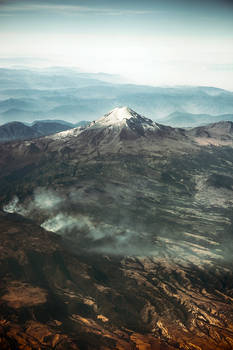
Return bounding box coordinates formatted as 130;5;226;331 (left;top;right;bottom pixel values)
3;188;155;255
3;186;229;260
3;189;63;215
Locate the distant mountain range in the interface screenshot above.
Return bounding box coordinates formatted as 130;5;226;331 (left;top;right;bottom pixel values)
0;67;233;125
2;105;233;144
0;119;89;142
160;111;233;127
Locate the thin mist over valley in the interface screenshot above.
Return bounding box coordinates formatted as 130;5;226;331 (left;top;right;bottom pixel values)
0;66;233;131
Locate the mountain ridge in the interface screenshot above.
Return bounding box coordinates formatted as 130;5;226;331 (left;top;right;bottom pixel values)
0;120;90;143
0;120;73;142
160;111;233;127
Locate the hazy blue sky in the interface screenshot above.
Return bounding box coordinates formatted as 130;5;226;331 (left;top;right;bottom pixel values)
0;0;233;89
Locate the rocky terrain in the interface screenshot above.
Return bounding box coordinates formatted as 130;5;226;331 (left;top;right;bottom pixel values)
0;107;233;349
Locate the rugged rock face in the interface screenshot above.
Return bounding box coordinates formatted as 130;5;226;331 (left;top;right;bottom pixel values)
0;107;233;349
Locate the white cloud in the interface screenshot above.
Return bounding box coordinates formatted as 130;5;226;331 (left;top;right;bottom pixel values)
0;3;154;16
0;30;233;89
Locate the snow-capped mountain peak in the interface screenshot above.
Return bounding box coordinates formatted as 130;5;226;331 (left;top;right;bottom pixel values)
90;106;159;131
49;107;160;141
96;106;137;125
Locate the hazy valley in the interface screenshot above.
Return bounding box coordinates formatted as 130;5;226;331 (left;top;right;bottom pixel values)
1;67;233;128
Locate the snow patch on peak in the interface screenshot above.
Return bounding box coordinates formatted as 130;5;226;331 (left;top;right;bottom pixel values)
94;106;138;127
108;106;135;121
48;126;84;140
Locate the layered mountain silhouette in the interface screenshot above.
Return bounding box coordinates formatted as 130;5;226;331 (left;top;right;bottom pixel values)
160;111;233;127
1;67;233;124
0;107;233;349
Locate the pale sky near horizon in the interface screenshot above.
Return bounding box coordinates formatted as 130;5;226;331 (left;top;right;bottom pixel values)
0;0;233;89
